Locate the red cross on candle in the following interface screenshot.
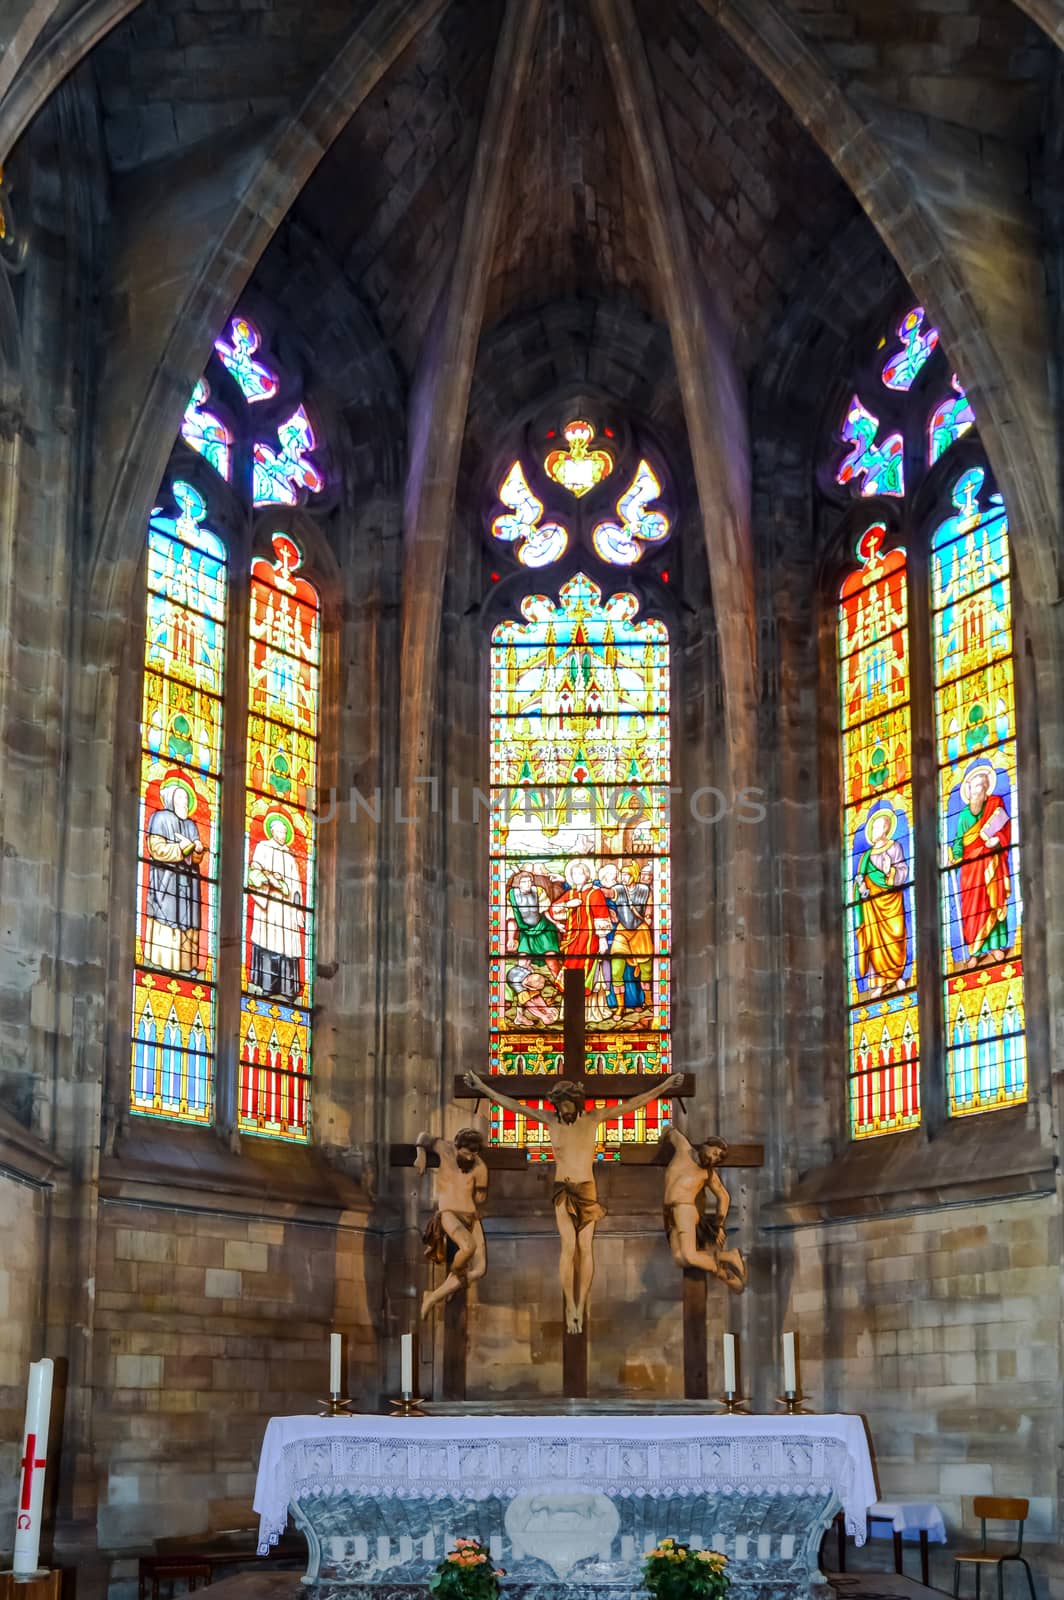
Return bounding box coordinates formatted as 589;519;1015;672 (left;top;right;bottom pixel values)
19;1433;45;1511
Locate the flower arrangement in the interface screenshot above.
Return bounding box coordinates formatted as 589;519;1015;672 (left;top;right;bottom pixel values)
642;1538;729;1600
429;1538;505;1600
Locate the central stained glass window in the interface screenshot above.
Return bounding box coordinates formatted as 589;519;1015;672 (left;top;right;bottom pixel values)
489;573;671;1158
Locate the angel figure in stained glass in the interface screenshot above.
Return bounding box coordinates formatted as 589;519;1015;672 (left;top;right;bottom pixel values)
253;407;324;506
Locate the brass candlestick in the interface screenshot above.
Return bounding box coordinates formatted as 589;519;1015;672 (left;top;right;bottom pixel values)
776;1390;813;1414
318;1393;355;1417
717;1391;750;1415
388;1394;427;1417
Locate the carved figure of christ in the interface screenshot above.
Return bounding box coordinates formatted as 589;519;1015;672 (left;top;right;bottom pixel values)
464;1069;684;1333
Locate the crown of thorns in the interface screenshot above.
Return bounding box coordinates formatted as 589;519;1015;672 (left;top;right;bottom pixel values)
546;1079;587;1107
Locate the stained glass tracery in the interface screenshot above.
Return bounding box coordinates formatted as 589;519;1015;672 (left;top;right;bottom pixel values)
592;460;670;566
491;461;568;568
544;419;613;498
215;316;279;403
929;375;975;465
253;406;324;507
838;525;920;1137
131;482;226;1122
239;534;320;1140
181;380;231;480
837;396;904;498
882;306;939;391
489;574;671;1158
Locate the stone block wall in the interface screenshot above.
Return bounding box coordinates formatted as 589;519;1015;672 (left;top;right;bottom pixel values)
778;1193;1061;1539
0;1173;46;1532
91;1198;380;1553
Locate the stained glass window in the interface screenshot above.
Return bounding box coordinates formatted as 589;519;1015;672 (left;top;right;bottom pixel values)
830;301;1027;1134
215;316;279;403
132;313;327;1138
544;419;613;498
838;525;920;1137
253;406;324;507
837;397;905;497
131;481;226;1122
181;381;231;479
592;460;670;566
929;376;975;465
491;461;568;568
239;533;320;1140
931;468;1026;1114
489;574;671;1159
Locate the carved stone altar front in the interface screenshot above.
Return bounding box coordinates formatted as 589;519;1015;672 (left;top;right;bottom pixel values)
255;1414;876;1600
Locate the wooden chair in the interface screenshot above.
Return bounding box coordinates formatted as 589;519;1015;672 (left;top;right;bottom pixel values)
952;1497;1037;1600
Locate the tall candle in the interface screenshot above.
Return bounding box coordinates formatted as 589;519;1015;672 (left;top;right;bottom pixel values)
400;1333;414;1397
329;1333;342;1395
782;1331;798;1394
722;1333;737;1395
13;1358;53;1576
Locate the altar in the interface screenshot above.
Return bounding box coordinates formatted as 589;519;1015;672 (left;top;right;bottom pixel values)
254;1411;877;1600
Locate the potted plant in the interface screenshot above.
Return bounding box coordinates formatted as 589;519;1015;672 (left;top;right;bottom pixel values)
429;1538;505;1600
643;1538;730;1600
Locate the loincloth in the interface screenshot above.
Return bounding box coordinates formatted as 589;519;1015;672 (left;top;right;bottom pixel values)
663;1202;719;1250
422;1209;478;1268
552;1179;607;1232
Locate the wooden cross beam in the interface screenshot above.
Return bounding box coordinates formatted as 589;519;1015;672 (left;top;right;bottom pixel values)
390;1140;765;1170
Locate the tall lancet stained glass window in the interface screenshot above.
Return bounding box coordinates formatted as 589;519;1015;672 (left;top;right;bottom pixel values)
931;469;1026;1113
490;574;671;1158
131;483;227;1122
130;313;325;1134
838;526;920;1137
831;302;1027;1135
240;535;320;1139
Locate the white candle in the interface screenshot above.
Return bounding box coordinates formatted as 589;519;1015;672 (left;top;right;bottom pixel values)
722;1333;737;1395
400;1333;414;1397
329;1333;342;1395
782;1331;798;1394
13;1358;53;1576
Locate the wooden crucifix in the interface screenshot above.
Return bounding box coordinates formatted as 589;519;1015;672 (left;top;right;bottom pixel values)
393;967;764;1401
463;965;680;1398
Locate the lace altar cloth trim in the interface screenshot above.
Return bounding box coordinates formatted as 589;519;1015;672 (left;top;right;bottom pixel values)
254;1416;876;1555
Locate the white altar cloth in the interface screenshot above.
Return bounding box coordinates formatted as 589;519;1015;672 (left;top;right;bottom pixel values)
254;1412;878;1556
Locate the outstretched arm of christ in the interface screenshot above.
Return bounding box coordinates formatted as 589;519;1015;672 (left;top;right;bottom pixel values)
661;1124;691;1154
591;1071;685;1124
463;1070;557;1128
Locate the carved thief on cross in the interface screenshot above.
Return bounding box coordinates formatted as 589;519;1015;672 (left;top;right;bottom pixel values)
464;1070;684;1333
660;1126;747;1293
415;1127;489;1319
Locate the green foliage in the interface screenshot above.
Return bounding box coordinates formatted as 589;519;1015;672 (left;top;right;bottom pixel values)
428;1538;505;1600
642;1538;730;1600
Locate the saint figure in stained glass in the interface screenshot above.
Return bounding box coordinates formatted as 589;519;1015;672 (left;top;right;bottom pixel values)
143;773;207;975
247;810;305;1001
852;802;910;997
947;763;1013;969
